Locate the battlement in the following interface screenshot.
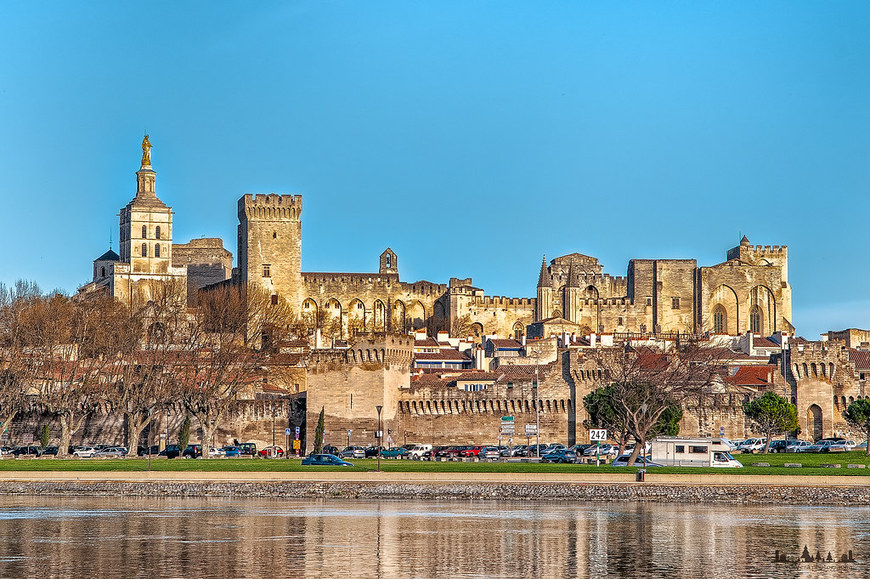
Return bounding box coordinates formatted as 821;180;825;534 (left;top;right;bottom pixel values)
477;296;535;308
727;243;788;261
307;335;414;369
238;193;302;221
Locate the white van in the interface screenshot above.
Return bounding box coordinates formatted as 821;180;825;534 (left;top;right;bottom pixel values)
408;444;433;459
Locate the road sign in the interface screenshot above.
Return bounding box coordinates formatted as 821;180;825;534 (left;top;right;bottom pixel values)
22;434;33;444
347;429;352;437
524;424;538;435
284;428;292;436
719;426;725;437
500;416;514;422
589;429;608;442
292;440;301;450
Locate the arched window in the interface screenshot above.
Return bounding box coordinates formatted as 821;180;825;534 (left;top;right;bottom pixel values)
100;267;106;277
141;225;147;239
154;244;160;258
386;253;391;268
155;226;161;239
141;243;147;257
713;305;726;334
749;305;762;334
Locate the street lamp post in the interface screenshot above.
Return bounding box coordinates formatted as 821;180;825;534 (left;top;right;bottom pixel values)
532;349;541;458
376;405;383;472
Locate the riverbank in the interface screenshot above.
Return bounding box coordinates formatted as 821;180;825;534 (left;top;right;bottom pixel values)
0;471;869;504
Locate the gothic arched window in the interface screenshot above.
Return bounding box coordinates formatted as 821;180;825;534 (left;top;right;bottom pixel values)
155;244;160;258
155;226;161;239
141;225;147;239
141;243;147;257
750;305;762;334
713;305;726;334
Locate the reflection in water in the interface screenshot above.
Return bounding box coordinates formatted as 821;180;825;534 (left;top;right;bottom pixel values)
0;496;864;578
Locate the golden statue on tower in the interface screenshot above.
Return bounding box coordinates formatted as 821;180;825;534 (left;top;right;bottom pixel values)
141;134;152;166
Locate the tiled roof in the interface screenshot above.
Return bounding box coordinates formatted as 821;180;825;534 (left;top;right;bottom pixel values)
726;365;775;386
415;338;439;347
488;339;523;349
753;337;779;348
849;350;870;370
414;350;471;361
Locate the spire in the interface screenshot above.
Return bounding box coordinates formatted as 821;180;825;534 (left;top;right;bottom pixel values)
537;255;548;287
740;235;750;247
109;228;113;251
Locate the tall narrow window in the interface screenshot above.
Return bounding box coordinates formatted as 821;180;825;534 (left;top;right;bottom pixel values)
141;243;147;257
141;225;147;239
155;244;160;258
386;254;391;268
749;306;761;334
713;305;726;334
671;297;680;309
155;226;161;239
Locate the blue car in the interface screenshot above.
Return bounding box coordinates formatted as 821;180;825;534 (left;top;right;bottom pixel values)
301;454;354;467
221;446;242;458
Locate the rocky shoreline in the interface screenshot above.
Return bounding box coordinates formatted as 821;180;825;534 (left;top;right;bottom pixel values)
0;480;868;505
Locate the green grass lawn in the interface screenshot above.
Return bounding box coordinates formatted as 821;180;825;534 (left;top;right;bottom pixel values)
0;451;869;477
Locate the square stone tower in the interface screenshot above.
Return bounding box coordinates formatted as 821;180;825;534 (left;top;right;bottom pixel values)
237;193;303;307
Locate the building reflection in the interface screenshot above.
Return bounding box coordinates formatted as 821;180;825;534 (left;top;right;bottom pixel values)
0;497;865;578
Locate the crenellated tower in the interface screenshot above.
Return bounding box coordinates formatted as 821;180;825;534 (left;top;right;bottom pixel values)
238;193;303;308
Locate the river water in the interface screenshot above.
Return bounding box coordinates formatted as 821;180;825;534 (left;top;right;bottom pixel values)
0;496;864;578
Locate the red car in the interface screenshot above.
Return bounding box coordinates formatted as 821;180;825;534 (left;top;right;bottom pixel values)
258;445;285;458
459;446;483;457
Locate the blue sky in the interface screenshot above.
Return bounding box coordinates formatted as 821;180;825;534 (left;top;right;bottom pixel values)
1;2;868;338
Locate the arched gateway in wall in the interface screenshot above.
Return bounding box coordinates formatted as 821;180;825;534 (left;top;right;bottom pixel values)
807;404;823;441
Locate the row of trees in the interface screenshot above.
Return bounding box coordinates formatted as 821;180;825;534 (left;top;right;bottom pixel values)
0;280;297;456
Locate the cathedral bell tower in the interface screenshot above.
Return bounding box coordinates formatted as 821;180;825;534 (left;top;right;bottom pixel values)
119;135;174;275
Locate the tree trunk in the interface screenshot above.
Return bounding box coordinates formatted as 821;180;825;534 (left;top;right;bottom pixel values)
57;415;72;458
626;441;642;467
200;421;216;458
617;433;629;458
126;412;152;456
0;411;17;440
762;434;772;454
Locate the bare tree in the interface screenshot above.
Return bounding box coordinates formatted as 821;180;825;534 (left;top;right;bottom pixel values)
104;280;188;452
592;339;728;466
16;293;115;457
179;284;293;453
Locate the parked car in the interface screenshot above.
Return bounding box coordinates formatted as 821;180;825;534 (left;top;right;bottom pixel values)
541;449;578;463
208;447;225;457
73;446;97;458
527;444;548;456
237;442;258;456
258;445;285;458
611;455;663;467
736;438;767;453
786;440;812;453
301;454;353;467
509;445;529;457
182;444;203;459
802;439;848;453
13;446;42;457
543;443;567;453
158;444;182;459
380;447;409;458
479;446;501;460
42;446;59;456
408;444;433;460
338;446;365;459
436;446;464;458
94;446;128;458
459;446;484;458
221;446;242;458
0;447;13;456
137;445;160;456
583;444;618;457
322;445;339;456
364;446;384;458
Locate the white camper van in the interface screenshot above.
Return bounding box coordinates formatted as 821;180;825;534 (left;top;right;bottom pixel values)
651;436;742;468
